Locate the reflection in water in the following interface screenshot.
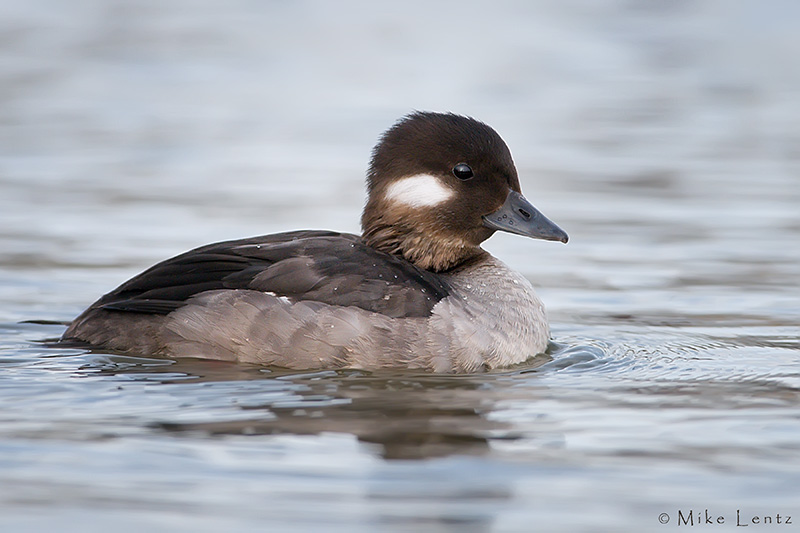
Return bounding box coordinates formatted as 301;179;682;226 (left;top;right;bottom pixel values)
86;356;559;460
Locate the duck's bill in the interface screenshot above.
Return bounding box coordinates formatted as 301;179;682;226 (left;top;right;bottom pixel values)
482;191;569;243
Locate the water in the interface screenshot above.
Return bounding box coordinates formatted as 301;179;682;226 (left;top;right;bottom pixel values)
1;1;799;531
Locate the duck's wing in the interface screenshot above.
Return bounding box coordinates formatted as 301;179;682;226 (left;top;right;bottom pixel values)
90;230;450;319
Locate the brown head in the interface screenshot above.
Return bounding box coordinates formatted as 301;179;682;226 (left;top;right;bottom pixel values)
361;112;567;272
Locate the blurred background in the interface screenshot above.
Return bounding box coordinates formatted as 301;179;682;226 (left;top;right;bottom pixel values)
2;0;798;322
1;1;799;532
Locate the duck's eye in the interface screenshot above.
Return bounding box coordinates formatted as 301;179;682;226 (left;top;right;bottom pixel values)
452;163;474;180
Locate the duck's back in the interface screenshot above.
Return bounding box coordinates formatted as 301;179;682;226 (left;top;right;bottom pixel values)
62;231;451;360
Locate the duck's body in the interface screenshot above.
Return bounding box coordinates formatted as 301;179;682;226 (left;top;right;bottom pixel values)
62;112;567;372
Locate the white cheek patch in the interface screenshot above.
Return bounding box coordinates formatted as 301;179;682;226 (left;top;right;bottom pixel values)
383;174;454;208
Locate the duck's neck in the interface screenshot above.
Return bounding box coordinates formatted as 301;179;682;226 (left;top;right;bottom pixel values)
361;219;487;272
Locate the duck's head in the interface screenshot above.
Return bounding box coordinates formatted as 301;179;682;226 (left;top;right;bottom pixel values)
361;111;568;272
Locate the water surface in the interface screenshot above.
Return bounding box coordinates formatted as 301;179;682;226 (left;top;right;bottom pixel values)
1;1;799;531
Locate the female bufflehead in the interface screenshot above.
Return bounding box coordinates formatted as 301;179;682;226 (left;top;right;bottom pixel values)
62;112;568;372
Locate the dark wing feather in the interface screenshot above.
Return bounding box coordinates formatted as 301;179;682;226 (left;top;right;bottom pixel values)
101;299;185;314
92;230;450;318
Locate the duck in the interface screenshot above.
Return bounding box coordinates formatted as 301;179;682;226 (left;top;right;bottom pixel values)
61;112;568;373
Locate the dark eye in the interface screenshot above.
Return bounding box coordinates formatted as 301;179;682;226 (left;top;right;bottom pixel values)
452;163;474;180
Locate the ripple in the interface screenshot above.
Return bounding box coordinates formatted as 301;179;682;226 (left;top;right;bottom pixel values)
535;342;608;373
